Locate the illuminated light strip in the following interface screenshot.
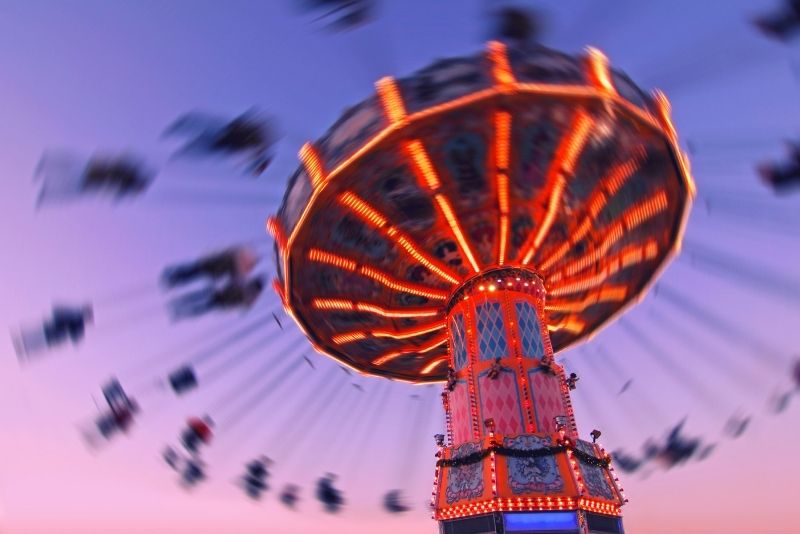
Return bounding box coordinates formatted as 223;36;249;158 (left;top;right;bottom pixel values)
550;240;660;297
420;356;447;375
372;321;446;340
435;497;585;520
355;303;439;318
520;110;594;265
495;111;512;265
487;40;515;86
331;332;367;345
375;76;407;124
547;317;586;334
434;194;481;273
312;298;439;318
402;138;481;272
299;142;326;189
586;47;616;96
539;155;643;271
307;249;448;300
545;286;628;313
311;298;354;311
498;215;509;266
266;216;287;253
404;140;441;190
652;89;696;198
373;337;448;366
337;191;460;284
579;498;622;516
396;234;461;284
359;265;448;300
550;189;669;282
308;248;357;271
271;277;287;305
339;191;389;227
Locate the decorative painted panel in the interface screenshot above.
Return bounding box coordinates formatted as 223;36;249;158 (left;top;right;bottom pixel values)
504;435;565;494
477;369;524;436
445;442;485;504
449;380;473;444
528;368;567;433
450;313;468;371
515;301;544;359
476;301;509;361
575;440;615;501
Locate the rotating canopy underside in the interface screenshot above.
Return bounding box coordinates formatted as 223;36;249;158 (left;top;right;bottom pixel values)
272;44;693;382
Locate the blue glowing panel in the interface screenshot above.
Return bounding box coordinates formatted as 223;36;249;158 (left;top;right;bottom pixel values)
515;301;544;359
451;313;468;371
476;301;509;361
504;511;580;532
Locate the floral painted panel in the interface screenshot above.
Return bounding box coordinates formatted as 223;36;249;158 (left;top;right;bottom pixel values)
575;440;615;501
445;442;485;504
504;435;564;495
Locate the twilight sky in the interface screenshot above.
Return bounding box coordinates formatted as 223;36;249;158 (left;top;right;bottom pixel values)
1;1;800;533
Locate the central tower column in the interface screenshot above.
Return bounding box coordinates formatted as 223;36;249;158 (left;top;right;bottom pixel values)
434;268;626;534
444;269;576;446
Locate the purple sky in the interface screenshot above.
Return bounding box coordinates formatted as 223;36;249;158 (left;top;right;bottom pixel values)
1;1;800;532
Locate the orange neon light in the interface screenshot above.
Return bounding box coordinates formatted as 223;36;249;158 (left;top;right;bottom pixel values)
404;140;441;190
547;317;586;334
421;356;448;375
495;111;512;265
520;110;594;265
546;286;628;313
337;191;460;284
586;47;616;96
311;299;354;311
355;303;439;318
312;298;439;318
488;41;515;86
375;76;407;124
308;249;357;271
307;249;448;300
372;336;448;366
331;332;368;345
539;155;643;271
266;216;287;253
339;191;389;227
359;265;448;300
495;111;512;173
550;240;659;297
271;277;286;305
372;321;445;340
498;215;509;266
299;142;326;189
434;194;481;273
550;189;669;282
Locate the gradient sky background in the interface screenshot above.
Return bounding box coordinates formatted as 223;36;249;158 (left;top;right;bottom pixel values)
1;1;800;533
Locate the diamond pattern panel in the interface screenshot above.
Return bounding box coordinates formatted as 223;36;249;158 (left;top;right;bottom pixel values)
450;313;468;371
476;301;509;361
528;369;567;433
515;301;544;359
478;369;524;436
449;380;473;444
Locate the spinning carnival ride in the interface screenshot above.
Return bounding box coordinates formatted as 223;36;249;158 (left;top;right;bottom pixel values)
268;41;693;534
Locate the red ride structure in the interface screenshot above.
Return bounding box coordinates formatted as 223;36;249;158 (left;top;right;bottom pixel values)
269;41;693;534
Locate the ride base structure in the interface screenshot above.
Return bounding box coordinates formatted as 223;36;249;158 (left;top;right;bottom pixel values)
435;270;625;534
270;40;693;534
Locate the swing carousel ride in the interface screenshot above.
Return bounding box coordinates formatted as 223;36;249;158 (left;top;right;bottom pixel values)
12;2;800;533
268;40;693;533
